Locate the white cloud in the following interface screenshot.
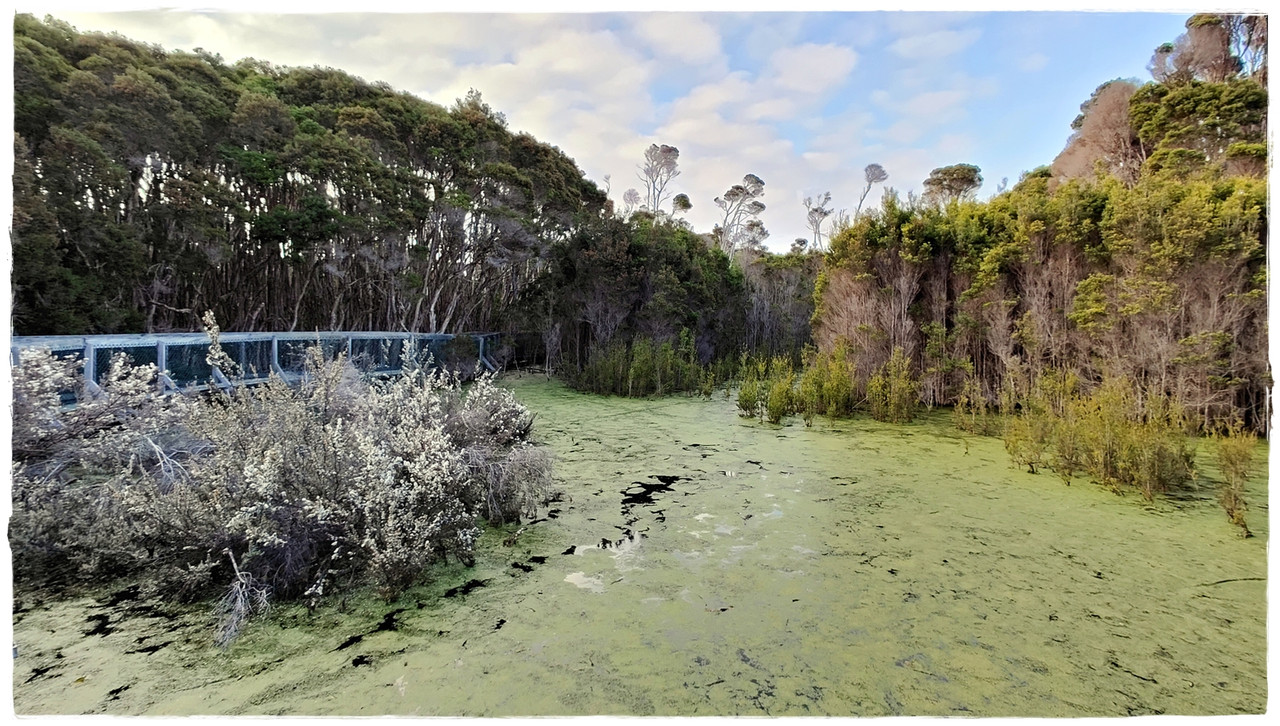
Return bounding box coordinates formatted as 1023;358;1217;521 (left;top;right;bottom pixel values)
764;43;858;95
888;28;982;59
629;13;724;67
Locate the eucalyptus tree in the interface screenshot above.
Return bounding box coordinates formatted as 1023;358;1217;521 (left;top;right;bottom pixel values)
713;173;767;254
803;191;833;251
854;163;888;218
636;143;680;213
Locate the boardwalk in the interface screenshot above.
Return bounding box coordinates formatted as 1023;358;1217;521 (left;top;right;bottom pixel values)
10;331;500;400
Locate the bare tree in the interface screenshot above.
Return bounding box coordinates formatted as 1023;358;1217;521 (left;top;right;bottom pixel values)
803;191;833;251
714;173;767;254
1051;80;1145;186
636;144;680;213
1222;14;1267;82
855;163;888;218
1185;14;1239;83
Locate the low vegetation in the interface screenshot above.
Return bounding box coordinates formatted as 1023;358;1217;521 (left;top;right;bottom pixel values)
10;339;554;645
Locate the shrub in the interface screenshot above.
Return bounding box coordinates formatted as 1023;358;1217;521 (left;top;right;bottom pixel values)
736;352;767;418
9;343;555;643
1001;375;1195;501
953;377;996;435
798;346;826;426
765;357;795;425
868;347;917;423
1213;422;1255;537
737;375;762;418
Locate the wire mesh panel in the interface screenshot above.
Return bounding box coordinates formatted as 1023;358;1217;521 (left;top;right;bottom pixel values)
93;345;159;384
350;337;405;374
230;340;273;380
166;344;213;387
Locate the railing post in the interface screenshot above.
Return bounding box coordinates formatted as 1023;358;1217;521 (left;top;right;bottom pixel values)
271;336;284;378
156;341;168;394
83;343;102;397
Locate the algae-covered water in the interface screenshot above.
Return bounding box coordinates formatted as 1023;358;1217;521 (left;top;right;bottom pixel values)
11;376;1269;715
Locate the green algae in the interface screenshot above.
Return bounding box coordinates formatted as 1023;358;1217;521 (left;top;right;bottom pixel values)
11;375;1268;715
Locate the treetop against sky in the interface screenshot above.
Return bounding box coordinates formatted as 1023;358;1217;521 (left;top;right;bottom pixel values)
16;2;1237;250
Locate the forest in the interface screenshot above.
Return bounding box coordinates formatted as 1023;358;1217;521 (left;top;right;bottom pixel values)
12;13;1267;424
7;11;1271;699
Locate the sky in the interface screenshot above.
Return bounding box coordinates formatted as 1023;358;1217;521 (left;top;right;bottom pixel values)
11;2;1231;251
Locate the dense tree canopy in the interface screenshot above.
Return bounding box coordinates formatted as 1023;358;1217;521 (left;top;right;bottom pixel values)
814;24;1268;430
12;14;607;335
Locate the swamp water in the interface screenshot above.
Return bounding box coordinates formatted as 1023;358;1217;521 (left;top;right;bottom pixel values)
10;376;1268;715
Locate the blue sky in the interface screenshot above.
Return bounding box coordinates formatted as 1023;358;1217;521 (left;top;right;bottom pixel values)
27;3;1212;251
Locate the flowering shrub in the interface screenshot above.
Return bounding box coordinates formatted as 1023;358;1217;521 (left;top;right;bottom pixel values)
10;344;554;643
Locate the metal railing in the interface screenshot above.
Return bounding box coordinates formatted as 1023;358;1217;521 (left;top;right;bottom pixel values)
10;331;500;403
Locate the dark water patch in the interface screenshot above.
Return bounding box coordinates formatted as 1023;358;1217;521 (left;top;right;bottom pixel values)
24;665;55;684
737;648;764;670
106;684;131;700
126;640;173;655
493;619;506;631
621;476;683;512
561;545;577;556
651;474;686;486
511;562;534;573
351;655;373;667
374;609;406;633
332;635;364;652
528;556;548;565
443;579;489;598
84;614;114;637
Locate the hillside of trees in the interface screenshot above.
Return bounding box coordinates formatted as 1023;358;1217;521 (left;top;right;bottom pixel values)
812;13;1268;432
12;14;608;335
10;13;1269;430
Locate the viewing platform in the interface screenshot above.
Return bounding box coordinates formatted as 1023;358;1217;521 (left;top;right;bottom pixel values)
10;331;500;402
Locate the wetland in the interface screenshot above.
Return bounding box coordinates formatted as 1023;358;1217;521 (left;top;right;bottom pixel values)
10;376;1269;716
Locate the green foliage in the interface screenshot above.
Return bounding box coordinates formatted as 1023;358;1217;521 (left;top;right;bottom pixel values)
952;377;997;436
573;328;714;399
765;358;796;425
868;347;918;423
1213;422;1256;537
1001;377;1195;501
11;14;609;335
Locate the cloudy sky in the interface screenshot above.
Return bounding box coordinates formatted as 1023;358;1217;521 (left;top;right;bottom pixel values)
28;2;1203;251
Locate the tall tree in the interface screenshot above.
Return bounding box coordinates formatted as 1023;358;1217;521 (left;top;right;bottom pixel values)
855;163;888;218
636;143;680;214
803;191;833;251
714;173;767;254
922;164;983;205
1051;79;1145;186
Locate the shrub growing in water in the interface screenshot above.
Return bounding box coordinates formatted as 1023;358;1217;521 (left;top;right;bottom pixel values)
9;345;555;644
1000;376;1194;501
1213;422;1255;537
765;357;796;425
952;377;997;436
868;347;917;423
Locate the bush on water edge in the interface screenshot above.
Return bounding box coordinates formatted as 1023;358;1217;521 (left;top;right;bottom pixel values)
10;333;555;645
